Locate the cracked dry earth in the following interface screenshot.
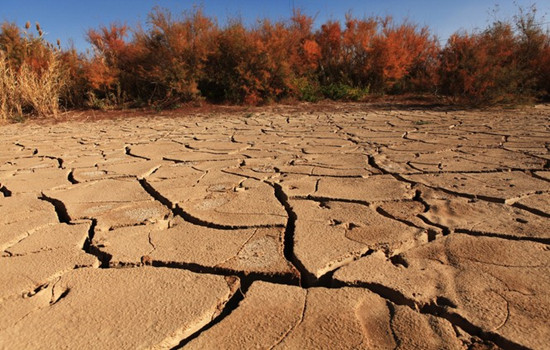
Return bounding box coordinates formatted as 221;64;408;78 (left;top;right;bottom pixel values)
0;104;549;350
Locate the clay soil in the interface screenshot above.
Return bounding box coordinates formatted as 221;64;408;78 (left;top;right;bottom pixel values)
0;103;549;349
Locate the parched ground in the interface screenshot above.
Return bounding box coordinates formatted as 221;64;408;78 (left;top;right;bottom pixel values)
0;104;549;349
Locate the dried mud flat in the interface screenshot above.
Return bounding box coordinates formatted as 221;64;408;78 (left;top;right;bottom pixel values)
0;104;549;349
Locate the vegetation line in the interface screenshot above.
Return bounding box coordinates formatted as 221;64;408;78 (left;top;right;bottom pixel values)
1;5;549;122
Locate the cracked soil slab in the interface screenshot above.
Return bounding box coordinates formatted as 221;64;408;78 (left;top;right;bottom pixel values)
291;199;427;282
186;281;470;349
0;267;239;349
334;234;550;349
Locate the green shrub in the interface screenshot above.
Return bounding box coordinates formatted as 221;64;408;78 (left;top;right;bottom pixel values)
293;77;321;102
321;83;368;101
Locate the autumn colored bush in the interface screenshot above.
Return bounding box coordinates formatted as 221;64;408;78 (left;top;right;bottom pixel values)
85;23;133;108
284;11;322;101
250;18;300;102
200;11;320;104
513;5;550;97
58;48;87;108
313;15;439;97
132;8;217;105
198;21;263;104
370;18;439;93
539;45;550;96
340;15;377;88
439;6;550;104
439;24;521;104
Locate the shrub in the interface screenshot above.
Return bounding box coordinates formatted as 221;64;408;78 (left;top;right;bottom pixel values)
201;19;296;104
439;19;537;103
321;83;368;101
135;8;217;104
288;11;319;77
341;15;378;87
539;45;550;97
369;18;439;93
293;76;321;102
513;5;550;97
85;23;131;107
199;21;259;103
312;15;438;95
316;20;344;86
59;48;88;108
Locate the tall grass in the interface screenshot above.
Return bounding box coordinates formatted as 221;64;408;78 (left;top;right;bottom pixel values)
0;51;66;121
0;22;67;121
19;52;66;117
0;52;21;120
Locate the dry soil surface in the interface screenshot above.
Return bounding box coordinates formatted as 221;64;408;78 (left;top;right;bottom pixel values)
0;104;549;349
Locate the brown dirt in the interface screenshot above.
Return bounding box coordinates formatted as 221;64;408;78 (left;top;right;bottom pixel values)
0;103;548;349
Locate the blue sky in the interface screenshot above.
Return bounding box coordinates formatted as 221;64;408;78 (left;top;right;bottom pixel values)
2;0;549;51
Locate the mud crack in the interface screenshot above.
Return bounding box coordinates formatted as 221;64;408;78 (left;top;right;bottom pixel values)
338;281;528;350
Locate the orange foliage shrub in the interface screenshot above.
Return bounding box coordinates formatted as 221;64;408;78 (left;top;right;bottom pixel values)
440;21;529;103
438;5;550;104
513;5;550;97
200;12;319;104
135;8;216;104
200;21;267;103
286;11;321;101
85;24;131;106
439;32;496;103
370;18;439;93
341;15;377;86
313;16;438;95
316;21;344;85
539;45;550;96
302;39;321;69
289;11;319;74
59;48;87;108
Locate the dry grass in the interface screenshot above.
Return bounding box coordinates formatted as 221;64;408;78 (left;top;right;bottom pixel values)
0;53;22;121
18;53;66;118
0;51;66;121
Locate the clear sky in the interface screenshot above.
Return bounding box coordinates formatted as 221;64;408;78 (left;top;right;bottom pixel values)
2;0;549;52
